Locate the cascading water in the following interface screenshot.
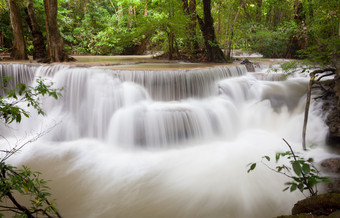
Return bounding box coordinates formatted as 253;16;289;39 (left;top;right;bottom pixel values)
0;63;336;217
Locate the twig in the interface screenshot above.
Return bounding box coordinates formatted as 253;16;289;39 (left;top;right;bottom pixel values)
261;160;293;179
1;122;59;163
283;138;317;196
4;165;62;218
0;167;34;218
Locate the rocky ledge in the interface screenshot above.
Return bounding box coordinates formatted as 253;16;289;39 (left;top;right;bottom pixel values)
318;74;340;147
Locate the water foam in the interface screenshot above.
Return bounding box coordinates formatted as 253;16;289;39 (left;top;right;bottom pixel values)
0;63;335;218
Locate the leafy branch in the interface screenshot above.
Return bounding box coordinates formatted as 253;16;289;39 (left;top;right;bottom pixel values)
0;76;63;217
0;77;63;124
247;138;331;197
0;163;62;218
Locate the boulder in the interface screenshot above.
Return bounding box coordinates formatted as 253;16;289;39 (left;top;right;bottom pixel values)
321;158;340;174
292;193;340;216
240;58;252;64
240;59;255;72
320;158;340;193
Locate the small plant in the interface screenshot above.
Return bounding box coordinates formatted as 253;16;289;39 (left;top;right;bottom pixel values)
0;77;63;124
247;139;330;197
0;76;63;217
0;163;61;217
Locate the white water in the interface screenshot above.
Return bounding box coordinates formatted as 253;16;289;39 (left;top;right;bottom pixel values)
0;63;336;217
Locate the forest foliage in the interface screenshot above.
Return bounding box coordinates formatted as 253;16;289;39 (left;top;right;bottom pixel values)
0;0;339;63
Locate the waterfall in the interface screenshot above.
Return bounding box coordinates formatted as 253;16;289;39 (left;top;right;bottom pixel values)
0;63;335;218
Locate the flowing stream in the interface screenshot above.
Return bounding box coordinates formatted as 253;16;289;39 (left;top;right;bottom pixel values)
0;63;336;217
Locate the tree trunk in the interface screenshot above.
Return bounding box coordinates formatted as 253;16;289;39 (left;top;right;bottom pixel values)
168;0;174;60
286;0;307;58
188;0;199;51
128;5;133;28
0;32;3;50
242;0;250;20
25;0;48;61
226;3;242;62
217;0;222;42
8;0;28;60
181;0;199;53
255;0;262;22
44;0;69;62
168;31;174;60
197;0;225;62
144;1;148;16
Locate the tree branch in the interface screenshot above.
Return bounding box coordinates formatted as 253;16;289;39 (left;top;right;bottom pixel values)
283;138;317;196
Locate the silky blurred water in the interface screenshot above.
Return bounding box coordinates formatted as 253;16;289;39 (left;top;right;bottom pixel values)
0;63;336;218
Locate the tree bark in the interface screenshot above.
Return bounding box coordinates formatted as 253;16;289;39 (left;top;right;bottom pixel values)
242;0;250;20
44;0;69;62
168;0;174;60
188;0;199;51
226;3;242;62
144;1;148;16
0;32;3;50
128;5;133;28
286;0;307;58
255;0;262;22
181;0;199;53
25;0;48;61
197;0;226;62
8;0;28;60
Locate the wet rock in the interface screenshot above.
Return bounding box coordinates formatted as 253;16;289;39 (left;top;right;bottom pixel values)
240;59;255;72
241;58;252;64
325;177;340;193
277;210;340;218
320;158;340;193
37;58;51;63
292;193;340;216
321;158;340;174
319;79;340;147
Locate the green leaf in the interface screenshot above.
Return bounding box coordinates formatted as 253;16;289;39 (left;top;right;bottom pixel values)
290;183;297;192
263;156;270;161
247;163;257;173
307;177;317;187
275;153;281;162
307;158;314;163
282;186;289;192
302;164;310;175
292;161;302;176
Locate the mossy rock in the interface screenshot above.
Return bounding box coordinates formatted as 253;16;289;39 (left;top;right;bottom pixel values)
277;213;316;218
278;210;340;218
292;193;340;216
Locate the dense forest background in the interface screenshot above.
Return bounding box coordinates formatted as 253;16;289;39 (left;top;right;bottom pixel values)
0;0;339;63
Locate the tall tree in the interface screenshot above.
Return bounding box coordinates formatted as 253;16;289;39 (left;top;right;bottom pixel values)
168;0;175;59
197;0;226;62
44;0;69;62
225;1;242;62
181;0;199;53
8;0;27;60
25;0;48;61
